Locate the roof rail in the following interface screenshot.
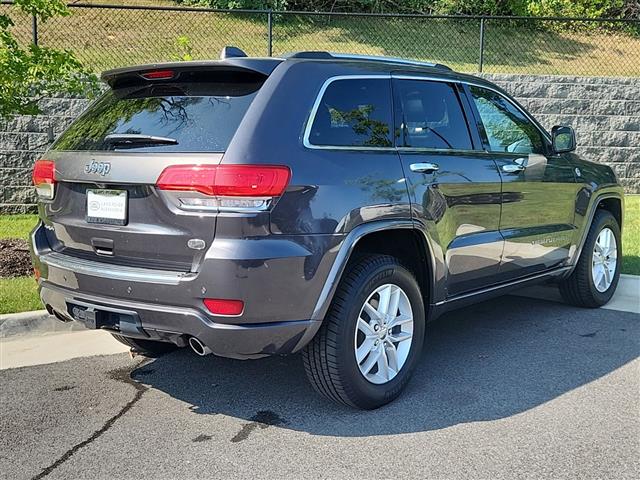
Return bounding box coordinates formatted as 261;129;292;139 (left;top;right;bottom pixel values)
286;51;451;70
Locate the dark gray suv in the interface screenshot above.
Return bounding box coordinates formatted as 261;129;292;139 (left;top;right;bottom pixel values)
30;50;624;409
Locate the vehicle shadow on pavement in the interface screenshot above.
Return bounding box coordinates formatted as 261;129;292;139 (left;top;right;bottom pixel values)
133;295;639;436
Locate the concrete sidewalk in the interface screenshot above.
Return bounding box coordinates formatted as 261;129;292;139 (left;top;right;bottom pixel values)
0;330;128;369
515;274;639;314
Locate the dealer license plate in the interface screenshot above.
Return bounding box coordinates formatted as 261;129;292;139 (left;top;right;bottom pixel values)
86;189;127;225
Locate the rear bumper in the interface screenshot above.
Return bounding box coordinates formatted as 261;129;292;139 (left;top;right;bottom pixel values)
39;282;319;359
30;221;335;359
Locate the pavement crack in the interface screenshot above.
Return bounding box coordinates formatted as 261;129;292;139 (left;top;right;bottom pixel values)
31;360;149;480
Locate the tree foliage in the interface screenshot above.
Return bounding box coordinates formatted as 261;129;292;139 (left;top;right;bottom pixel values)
0;0;98;118
177;0;638;18
525;0;626;18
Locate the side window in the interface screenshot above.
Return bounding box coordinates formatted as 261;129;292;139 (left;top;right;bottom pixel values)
469;86;544;155
308;78;393;148
394;79;473;150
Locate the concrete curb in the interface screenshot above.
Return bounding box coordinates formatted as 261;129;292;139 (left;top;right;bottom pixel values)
0;310;84;339
0;309;49;325
0;310;51;338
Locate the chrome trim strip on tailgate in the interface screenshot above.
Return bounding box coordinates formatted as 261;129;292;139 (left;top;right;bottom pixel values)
41;251;191;285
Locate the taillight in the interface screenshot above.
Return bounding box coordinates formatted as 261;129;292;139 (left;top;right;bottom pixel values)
157;165;218;196
203;298;244;316
140;69;175;80
156;164;291;211
214;165;291;197
32;160;56;200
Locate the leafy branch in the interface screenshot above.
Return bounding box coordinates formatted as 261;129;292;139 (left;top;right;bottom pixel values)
0;0;99;118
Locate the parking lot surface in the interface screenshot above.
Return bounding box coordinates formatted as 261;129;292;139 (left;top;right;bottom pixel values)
1;295;638;480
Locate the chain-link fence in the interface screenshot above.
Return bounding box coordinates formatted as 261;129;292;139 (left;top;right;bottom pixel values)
2;2;639;76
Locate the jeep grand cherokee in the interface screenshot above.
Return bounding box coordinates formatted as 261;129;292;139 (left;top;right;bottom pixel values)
30;49;624;409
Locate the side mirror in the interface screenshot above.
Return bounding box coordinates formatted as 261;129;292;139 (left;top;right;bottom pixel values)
551;125;576;154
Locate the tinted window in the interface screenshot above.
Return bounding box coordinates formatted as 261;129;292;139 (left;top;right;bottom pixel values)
308;78;393;147
53;80;263;152
394;79;472;150
470;86;544;155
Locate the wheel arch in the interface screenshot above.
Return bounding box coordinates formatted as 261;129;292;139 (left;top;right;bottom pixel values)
597;196;623;232
569;191;624;275
310;221;435;323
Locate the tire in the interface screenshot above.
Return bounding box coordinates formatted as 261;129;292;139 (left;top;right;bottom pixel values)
302;254;426;409
559;209;621;308
111;334;178;357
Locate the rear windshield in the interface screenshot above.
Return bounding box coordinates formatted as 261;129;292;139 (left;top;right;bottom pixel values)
53;78;263;152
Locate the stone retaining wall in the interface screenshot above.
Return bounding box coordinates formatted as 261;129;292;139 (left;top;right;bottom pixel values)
0;74;638;213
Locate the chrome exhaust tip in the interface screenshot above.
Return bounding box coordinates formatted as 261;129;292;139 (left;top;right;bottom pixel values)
48;306;72;323
188;337;212;356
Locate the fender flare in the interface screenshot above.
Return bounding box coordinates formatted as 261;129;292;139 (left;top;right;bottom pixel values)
309;219;435;322
568;190;624;275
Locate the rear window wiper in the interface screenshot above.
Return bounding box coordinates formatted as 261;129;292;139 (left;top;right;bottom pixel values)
104;133;178;146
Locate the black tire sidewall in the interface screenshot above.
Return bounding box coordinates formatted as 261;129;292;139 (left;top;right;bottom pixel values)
584;212;622;305
334;259;425;409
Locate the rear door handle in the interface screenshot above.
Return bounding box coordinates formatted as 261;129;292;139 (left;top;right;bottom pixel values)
410;162;439;174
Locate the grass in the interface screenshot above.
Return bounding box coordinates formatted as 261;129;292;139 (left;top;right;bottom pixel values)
0;214;41;314
0;214;38;240
0;277;42;315
0;198;637;314
1;3;638;76
622;195;640;276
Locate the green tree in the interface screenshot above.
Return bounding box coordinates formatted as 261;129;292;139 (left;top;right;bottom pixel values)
526;0;625;18
0;0;98;118
176;0;288;9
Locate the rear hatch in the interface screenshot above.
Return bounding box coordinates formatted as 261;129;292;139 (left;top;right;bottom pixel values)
37;65;269;272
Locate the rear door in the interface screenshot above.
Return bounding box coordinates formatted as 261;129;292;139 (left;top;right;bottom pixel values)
466;85;577;279
392;75;504;297
41;67;266;272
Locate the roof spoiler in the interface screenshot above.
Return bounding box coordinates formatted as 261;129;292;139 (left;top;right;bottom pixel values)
101;60;281;89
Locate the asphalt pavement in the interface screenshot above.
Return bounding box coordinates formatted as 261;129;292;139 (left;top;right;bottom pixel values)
1;295;638;480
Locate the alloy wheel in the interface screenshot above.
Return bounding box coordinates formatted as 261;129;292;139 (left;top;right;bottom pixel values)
592;227;618;293
354;283;414;385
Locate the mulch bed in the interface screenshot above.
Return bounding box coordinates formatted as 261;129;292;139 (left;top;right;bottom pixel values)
0;239;33;278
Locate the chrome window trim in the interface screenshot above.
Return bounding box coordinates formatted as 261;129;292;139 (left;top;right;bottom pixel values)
303;73;550;152
458;81;551;143
303;74;393;151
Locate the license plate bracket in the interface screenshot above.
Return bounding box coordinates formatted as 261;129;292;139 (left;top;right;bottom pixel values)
68;303;98;329
66;301;141;334
86;189;128;226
